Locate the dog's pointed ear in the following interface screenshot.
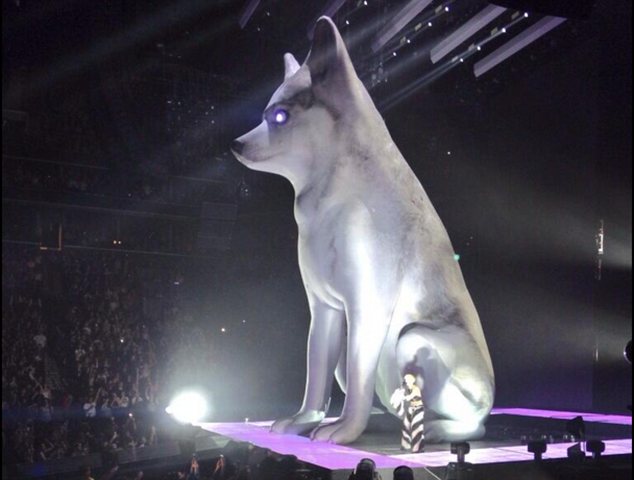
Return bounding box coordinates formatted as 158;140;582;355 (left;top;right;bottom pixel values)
305;17;357;101
283;53;300;80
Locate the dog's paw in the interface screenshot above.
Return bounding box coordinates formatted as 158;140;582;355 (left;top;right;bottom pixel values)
270;410;325;435
310;416;365;444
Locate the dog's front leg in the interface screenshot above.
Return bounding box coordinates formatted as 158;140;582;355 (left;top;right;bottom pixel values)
310;300;390;444
271;298;345;435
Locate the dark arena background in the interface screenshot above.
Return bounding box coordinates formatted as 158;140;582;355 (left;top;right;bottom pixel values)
2;1;631;479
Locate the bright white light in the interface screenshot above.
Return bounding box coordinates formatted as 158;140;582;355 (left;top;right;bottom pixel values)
596;220;604;255
393;52;397;56
221;327;226;333
428;21;433;27
345;20;350;25
524;12;529;18
502;27;507;33
477;45;481;51
165;392;208;424
444;6;449;12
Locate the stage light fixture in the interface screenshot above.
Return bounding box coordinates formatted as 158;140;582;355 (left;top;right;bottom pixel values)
586;440;605;460
165;391;208;424
450;441;470;463
446;444;474;480
596;220;604;255
527;439;547;461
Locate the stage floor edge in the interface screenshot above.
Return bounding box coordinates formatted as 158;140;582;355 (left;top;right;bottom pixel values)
194;408;632;474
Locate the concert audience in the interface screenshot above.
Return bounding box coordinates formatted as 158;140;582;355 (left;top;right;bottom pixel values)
1;246;181;464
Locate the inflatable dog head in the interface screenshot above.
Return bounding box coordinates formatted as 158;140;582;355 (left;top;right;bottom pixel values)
231;17;385;188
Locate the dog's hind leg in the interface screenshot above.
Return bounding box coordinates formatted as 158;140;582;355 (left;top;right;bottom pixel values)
396;324;494;442
271;298;345;435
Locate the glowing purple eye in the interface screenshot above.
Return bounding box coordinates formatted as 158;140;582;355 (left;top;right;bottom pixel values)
273;108;289;125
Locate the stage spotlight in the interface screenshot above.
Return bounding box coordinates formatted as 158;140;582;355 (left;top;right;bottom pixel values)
586;440;605;460
165;391;208;424
527;439;547;461
625;339;632;363
446;445;474;480
450;442;470;463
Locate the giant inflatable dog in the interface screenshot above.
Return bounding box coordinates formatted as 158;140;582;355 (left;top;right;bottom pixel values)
232;16;494;445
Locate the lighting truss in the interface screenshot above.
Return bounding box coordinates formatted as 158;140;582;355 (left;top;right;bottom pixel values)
473;15;566;77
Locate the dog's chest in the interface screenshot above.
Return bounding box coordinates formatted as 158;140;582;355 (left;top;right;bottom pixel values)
295;205;348;302
297;219;338;278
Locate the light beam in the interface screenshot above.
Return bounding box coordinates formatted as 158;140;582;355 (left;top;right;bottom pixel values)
371;0;433;52
430;4;507;63
239;0;261;29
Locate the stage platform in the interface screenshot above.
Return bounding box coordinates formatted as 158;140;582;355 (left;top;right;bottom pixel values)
195;408;632;479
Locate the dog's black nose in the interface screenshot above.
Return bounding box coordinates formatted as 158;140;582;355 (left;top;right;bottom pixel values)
231;139;244;155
